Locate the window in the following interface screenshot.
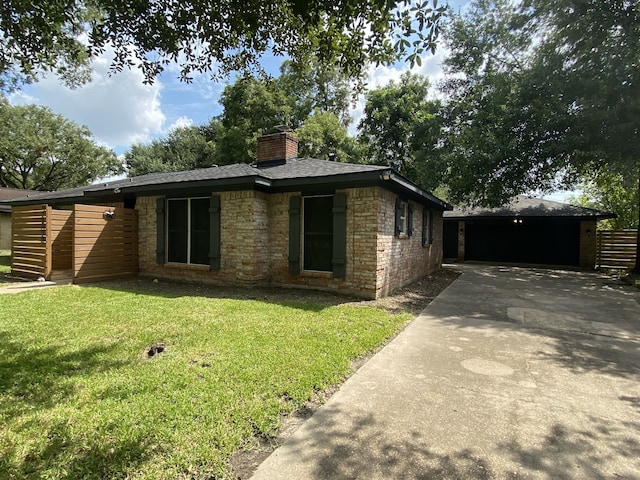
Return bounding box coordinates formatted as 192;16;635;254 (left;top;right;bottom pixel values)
167;197;210;265
395;198;414;237
422;208;434;246
303;196;333;272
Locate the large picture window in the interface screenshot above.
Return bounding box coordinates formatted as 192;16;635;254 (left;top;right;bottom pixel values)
303;196;333;272
167;197;210;265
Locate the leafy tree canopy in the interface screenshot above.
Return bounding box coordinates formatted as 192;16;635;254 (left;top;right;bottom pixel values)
217;76;292;164
278;59;352;128
440;0;640;270
568;172;639;230
125;121;223;177
0;98;121;190
358;72;444;188
0;0;448;92
297;112;363;163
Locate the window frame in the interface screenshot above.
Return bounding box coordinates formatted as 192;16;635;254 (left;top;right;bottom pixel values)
166;196;210;266
302;194;334;273
395;198;409;237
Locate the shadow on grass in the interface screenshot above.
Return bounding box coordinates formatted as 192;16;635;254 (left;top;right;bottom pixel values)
0;331;126;421
0;419;155;480
87;278;362;313
0;330;154;478
79;268;462;316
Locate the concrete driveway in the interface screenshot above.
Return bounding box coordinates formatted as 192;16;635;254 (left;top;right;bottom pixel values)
251;265;640;479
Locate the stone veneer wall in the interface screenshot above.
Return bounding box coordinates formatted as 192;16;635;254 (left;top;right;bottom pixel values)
137;187;441;298
375;188;443;298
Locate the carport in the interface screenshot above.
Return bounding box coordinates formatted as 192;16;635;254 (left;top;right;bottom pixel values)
443;196;616;269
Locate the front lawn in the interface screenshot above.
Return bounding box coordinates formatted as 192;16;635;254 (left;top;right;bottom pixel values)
0;283;410;479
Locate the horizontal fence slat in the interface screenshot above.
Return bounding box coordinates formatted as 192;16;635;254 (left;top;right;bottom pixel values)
11;205;49;278
596;229;637;270
72;205;138;283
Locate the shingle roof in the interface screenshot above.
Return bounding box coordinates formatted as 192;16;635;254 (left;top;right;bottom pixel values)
444;195;616;219
99;163;262;189
260;158;388;179
6;158;451;211
0;187;42;212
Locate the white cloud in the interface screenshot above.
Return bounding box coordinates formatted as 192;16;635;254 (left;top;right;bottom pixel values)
9;51;166;151
167;115;194;132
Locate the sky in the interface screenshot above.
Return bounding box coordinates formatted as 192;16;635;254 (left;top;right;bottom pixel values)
8;47;449;156
5;6;572;203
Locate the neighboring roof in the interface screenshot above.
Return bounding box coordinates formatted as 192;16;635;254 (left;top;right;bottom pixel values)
444;195;616;220
7;158;452;211
0;187;42;213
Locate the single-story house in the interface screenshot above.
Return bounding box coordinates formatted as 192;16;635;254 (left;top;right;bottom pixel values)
8;132;451;298
443;196;616;269
0;187;41;250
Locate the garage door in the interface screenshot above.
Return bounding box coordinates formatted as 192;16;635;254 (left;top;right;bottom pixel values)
464;219;580;266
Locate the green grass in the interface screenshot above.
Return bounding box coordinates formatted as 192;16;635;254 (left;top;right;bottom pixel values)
0;284;410;479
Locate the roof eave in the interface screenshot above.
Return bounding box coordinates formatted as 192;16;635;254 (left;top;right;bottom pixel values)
269;170;450;210
444;213;618;220
383;172;452;211
82;175;273;198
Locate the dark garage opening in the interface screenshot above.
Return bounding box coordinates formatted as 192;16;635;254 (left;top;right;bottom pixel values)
464;218;580;266
443;221;458;259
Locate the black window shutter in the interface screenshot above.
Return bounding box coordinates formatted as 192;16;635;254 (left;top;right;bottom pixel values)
288;196;301;274
429;210;434;244
332;192;347;279
422;208;428;247
395;197;403;237
408;204;414;237
209;195;221;271
156;197;165;264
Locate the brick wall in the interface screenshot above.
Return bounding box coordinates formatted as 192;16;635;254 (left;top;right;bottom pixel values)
375;189;443;297
137;192;270;284
256;132;298;163
137;187;442;298
267;188;379;298
579;220;597;269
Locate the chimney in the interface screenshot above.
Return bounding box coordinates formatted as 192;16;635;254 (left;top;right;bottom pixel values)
256;131;298;167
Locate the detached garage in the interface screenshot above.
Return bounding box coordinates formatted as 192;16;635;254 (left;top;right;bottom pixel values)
443;196;616;269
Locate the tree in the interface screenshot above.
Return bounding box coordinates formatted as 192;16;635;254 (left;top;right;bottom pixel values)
278;59;352;129
358;72;444;188
125;120;222;176
0;98;121;190
297;112;363;163
440;0;572;206
216;76;291;164
568;172;639;230
440;0;640;270
0;0;448;92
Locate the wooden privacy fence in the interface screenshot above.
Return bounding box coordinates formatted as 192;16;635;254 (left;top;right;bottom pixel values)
11;205;50;278
11;204;138;282
74;204;138;283
596;229;638;270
